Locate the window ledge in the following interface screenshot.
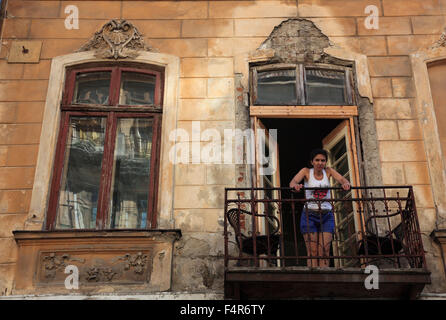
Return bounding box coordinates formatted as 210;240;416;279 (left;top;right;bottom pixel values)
249;105;358;118
13;229;181;242
12;229;182;296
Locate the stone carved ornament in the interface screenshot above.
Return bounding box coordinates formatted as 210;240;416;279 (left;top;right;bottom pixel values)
119;252;148;274
431;29;446;49
41;252;150;283
77;19;155;59
85;266;117;282
42;253;85;279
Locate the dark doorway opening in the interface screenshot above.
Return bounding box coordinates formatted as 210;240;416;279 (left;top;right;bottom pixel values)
260;118;344;266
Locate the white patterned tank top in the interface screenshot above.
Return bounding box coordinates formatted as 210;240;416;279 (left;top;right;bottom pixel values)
304;168;333;211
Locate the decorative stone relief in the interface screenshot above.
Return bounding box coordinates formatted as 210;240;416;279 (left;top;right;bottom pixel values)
118;252;148;274
77;19;155;59
431;30;446;49
42;253;85;279
14;231;180;294
85;266;116;282
38;251;153;284
42;253;69;278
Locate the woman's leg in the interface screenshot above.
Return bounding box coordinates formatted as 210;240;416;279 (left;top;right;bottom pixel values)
303;233;319;267
318;232;333;267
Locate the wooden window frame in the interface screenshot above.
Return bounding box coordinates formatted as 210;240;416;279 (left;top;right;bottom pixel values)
250;63;355;107
249;62;363;257
63;65;164;110
46;65;163;231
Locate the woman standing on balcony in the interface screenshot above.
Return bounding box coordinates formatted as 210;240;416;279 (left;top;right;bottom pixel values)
289;148;351;267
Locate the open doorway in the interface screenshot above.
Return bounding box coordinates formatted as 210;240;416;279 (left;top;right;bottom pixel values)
258;118;358;266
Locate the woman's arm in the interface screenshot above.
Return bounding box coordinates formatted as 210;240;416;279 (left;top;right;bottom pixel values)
326;167;351;190
289;168;308;192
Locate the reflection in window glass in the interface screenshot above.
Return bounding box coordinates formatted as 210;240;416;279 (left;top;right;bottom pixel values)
306;69;346;105
119;72;156;105
331;137;347;163
256;69;297;105
109;118;153;229
56;117;106;229
73;72;111;104
337;157;349;177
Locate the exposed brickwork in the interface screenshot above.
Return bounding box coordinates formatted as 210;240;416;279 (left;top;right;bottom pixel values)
259;18;331;64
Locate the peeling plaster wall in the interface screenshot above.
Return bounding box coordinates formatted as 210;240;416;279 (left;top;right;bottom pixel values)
356;95;384;188
172;234;224;292
2;0;446;298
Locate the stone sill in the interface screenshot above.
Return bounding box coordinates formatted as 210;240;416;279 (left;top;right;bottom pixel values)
0;292;224;300
12;229;182;296
13;229;182;242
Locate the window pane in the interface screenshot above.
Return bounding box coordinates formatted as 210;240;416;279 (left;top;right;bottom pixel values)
56;117;106;229
109;118;154;229
337;157;349;177
119;72;156;105
73;72;111;104
331;137;347;163
256;69;297;105
305;69;346;105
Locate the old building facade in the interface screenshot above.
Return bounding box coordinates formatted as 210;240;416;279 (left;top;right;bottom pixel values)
0;0;446;299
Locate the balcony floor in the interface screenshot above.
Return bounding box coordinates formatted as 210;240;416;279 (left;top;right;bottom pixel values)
225;266;431;300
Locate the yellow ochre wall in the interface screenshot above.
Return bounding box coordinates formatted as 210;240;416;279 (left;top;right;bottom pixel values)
0;0;446;296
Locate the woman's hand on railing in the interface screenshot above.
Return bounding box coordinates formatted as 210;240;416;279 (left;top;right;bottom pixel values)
291;184;303;192
342;181;351;191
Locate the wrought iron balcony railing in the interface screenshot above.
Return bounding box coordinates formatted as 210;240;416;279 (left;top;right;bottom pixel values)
224;186;426;270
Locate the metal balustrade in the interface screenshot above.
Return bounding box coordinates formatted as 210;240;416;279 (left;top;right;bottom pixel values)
224;186;426;270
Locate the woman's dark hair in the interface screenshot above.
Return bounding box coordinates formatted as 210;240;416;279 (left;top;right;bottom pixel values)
309;148;328;166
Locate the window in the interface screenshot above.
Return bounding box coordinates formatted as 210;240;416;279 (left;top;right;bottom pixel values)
322;121;357;267
256;69;297;105
251;64;353;106
46;64;163;230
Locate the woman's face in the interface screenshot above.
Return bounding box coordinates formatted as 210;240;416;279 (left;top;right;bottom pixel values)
311;154;327;170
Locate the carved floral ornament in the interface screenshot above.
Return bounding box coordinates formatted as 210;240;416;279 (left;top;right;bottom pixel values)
431;30;446;50
40;252;151;283
77;19;156;59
